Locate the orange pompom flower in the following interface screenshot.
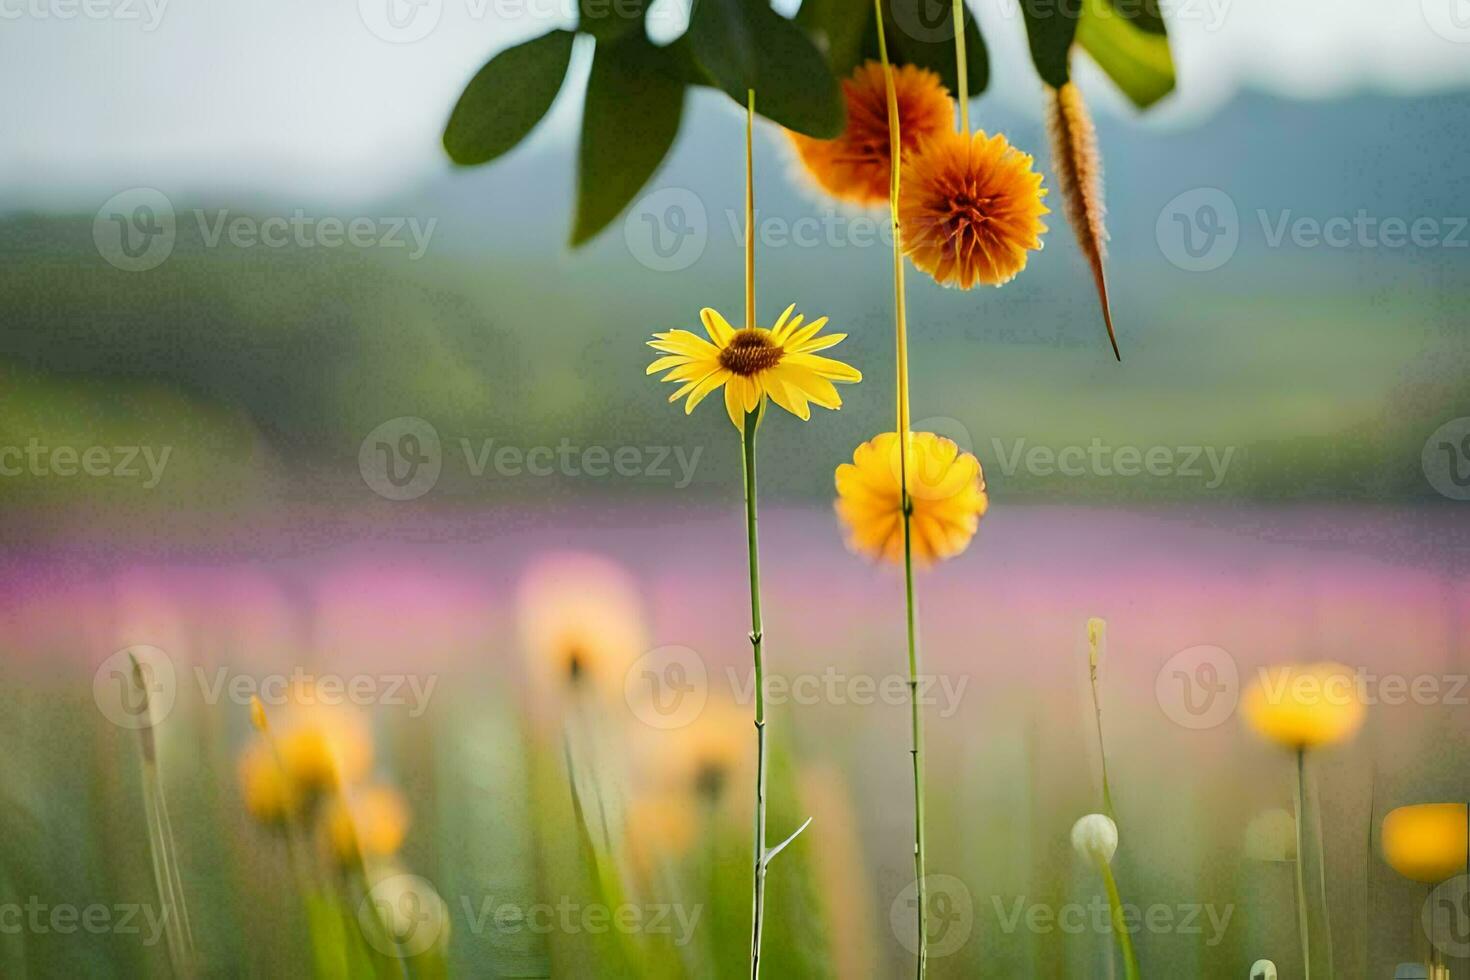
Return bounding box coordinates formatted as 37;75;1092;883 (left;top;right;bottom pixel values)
899;129;1049;289
788;61;955;207
834;432;988;566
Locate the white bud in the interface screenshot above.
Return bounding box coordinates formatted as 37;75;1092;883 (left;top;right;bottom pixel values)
1070;813;1118;866
1249;960;1277;980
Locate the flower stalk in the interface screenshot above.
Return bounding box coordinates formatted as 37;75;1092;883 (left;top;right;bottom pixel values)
1294;748;1311;980
874;4;927;974
742;88;770;980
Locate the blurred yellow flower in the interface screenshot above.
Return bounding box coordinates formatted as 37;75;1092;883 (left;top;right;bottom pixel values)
1241;662;1365;751
834;431;989;566
238;741;296;824
899;128;1048;289
274;706;374;793
1382;803;1468;884
517;552;647;709
647;305;861;429
624;793;699;876
787;61;954;207
328;785;411;863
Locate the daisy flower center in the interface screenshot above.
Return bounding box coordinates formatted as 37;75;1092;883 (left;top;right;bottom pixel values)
718;329;784;377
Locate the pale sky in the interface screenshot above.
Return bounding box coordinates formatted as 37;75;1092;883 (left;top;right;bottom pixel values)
2;0;1468;206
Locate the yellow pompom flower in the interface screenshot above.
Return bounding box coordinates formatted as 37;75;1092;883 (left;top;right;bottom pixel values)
328;785;411;863
1241;662;1365;750
648;305;861;429
1382;804;1468;884
899;129;1049;289
788;61;955;207
834;431;989;565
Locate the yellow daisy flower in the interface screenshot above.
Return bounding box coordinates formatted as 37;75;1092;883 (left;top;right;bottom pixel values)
648;305;862;428
834;431;989;566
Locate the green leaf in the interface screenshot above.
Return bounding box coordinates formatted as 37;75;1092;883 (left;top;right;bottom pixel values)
796;0;872;78
688;0;845;138
870;0;989;100
1019;0;1082;88
1107;0;1165;35
578;0;646;41
572;33;686;246
1076;0;1174;108
443;30;576;166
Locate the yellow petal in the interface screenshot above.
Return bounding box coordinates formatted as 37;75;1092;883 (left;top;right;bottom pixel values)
684;370;730;413
724;377;745;429
791;331;845;354
786;352;862;383
701;308;735;347
646;354;693;375
770;303;798;338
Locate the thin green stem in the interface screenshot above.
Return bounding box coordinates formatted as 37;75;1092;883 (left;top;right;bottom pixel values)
1309;757;1333;979
745;89;756;332
741;407;768;980
1088;659;1115;821
1098;860;1140;980
874;4;925;974
1294;748;1312;980
952;0;969;134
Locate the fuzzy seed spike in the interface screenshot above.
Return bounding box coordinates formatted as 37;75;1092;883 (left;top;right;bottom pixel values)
1047;81;1119;360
